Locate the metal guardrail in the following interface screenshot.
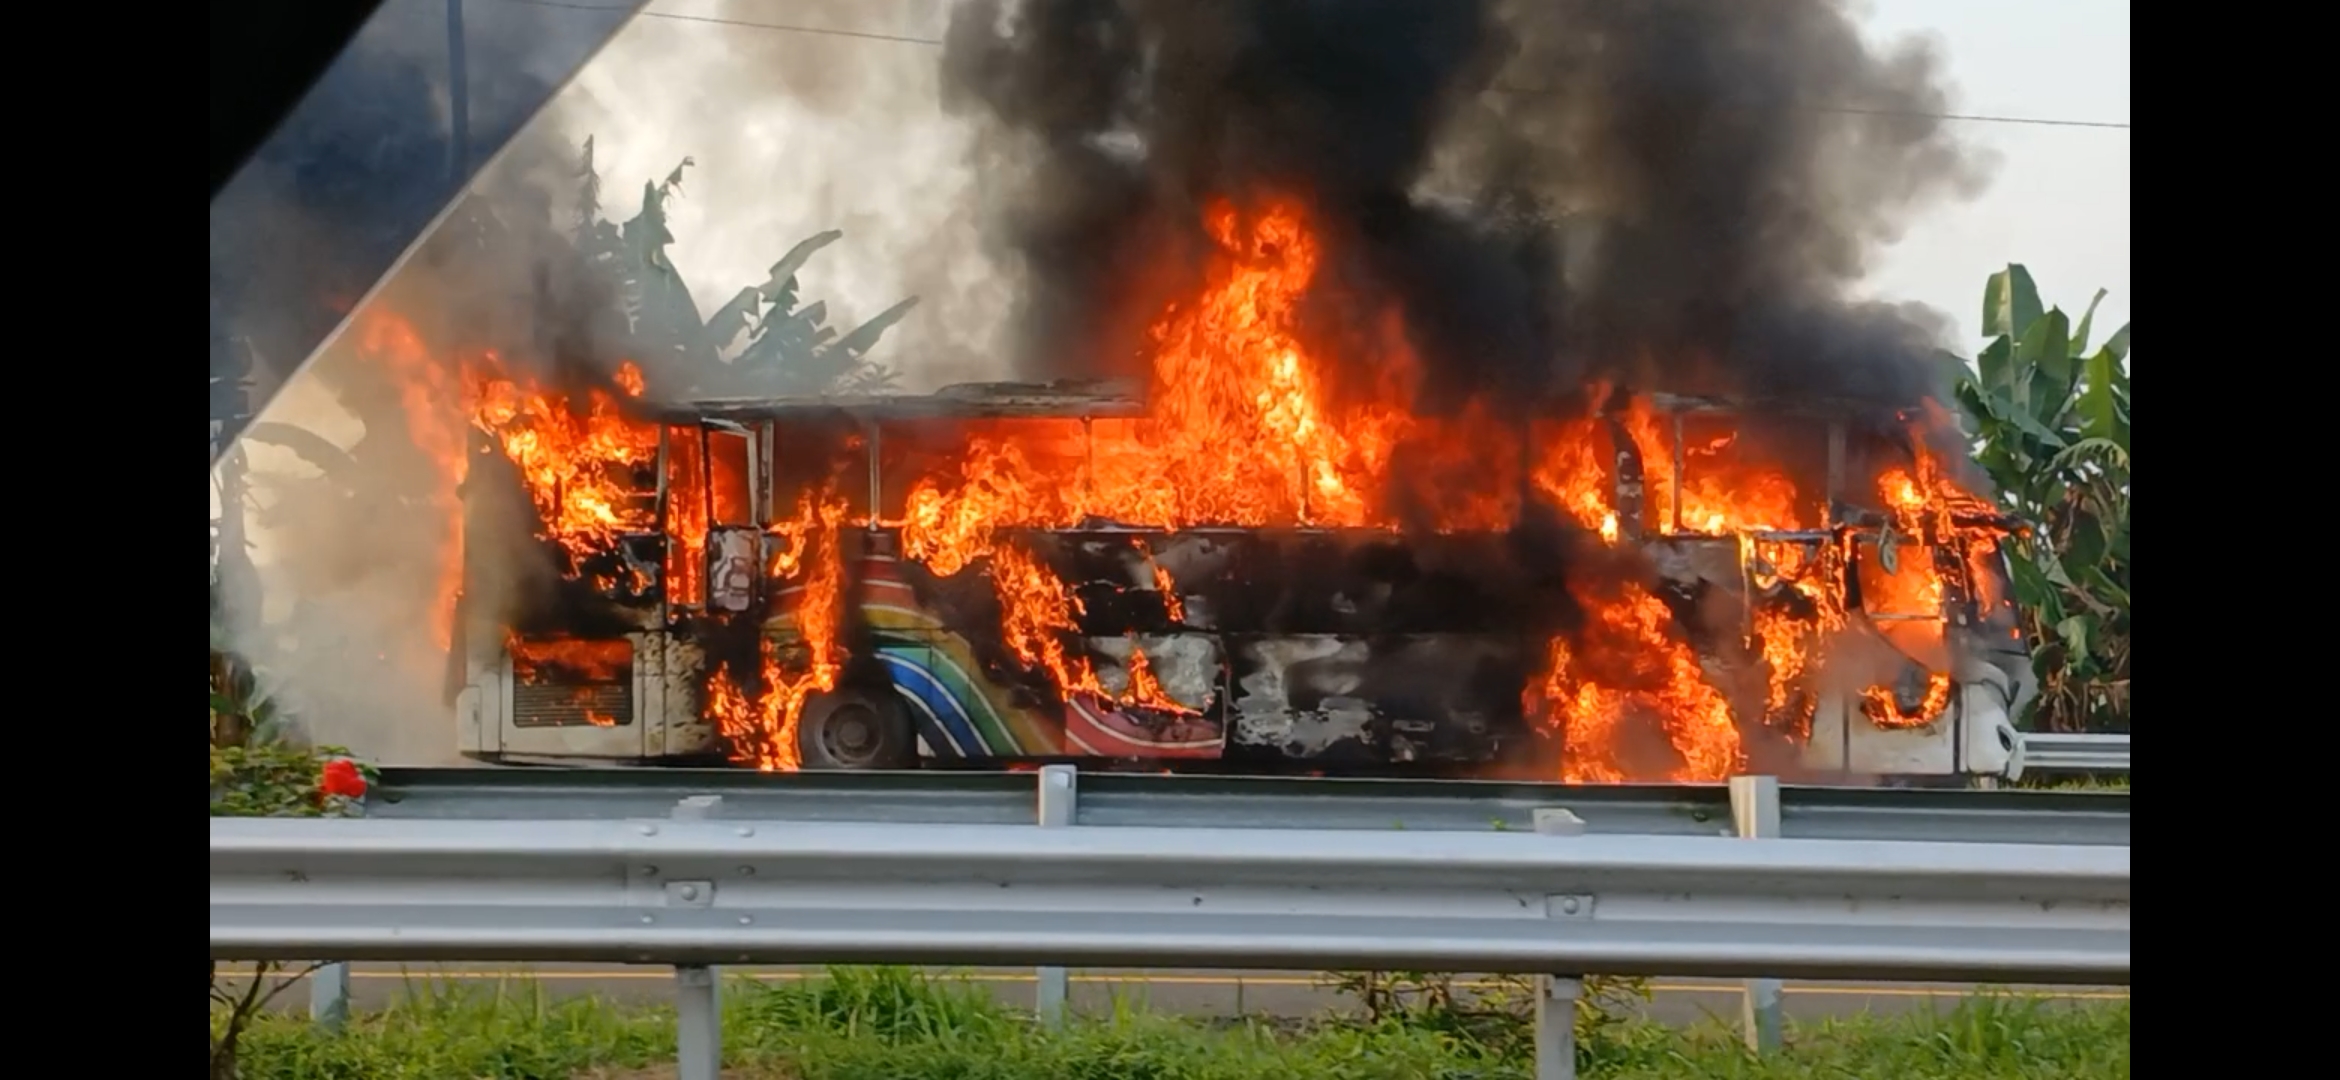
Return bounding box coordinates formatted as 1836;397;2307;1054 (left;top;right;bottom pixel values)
210;816;2130;981
366;766;2132;846
2018;732;2132;775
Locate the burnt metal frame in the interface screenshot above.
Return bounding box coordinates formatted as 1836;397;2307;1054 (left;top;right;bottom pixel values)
1604;398;2003;773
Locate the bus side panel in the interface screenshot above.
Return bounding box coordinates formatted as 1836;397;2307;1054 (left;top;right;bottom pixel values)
1057;634;1226;759
855;542;1228;762
1225;633;1524;767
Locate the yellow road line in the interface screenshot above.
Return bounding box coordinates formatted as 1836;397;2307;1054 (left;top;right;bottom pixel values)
323;969;2127;1000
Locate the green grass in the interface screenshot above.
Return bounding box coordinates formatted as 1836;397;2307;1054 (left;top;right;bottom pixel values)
217;967;2129;1080
2022;775;2129;791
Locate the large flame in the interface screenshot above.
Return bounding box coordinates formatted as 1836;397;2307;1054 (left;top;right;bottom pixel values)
989;541;1199;715
1539;578;1745;783
473;355;658;593
901;195;1803;780
1857;453;1975;728
706;490;850;771
902;197;1460;566
355;311;471;651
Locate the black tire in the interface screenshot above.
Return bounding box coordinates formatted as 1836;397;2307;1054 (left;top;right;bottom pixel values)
796;687;917;770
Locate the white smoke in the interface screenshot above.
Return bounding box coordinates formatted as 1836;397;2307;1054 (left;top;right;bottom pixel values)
538;0;1018;390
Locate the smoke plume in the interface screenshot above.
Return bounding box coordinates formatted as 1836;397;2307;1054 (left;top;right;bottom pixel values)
939;0;1992;408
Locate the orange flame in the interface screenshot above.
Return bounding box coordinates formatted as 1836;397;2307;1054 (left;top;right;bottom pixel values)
1624;405;1808;534
898;193;2000;782
989;543;1198;715
902;196;1431;571
1539;578;1745;783
1152;562;1185;624
1529;417;1624;543
706;490;851;771
472;357;658;575
1855;447;1983;728
356;310;470;650
508;635;632;681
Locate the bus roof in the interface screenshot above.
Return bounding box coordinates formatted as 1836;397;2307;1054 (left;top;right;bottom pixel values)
640;380;1939;427
645;379;1151;423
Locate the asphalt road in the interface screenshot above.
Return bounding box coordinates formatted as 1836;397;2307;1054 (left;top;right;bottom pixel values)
252;964;2126;1024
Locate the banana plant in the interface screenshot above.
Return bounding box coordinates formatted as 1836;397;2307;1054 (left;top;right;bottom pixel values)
573;138;918;397
1947;265;2130;733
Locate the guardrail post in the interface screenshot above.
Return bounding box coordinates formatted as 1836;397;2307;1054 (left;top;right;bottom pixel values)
669;794;724;1080
1536;974;1584;1080
675;964;720;1080
1035;764;1078;1026
1533;807;1588;1080
1728;775;1784;1054
308;961;350;1031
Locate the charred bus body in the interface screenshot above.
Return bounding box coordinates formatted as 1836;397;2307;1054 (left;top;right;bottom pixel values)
452;382;2034;782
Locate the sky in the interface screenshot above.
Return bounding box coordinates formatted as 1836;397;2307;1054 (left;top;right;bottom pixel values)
1847;0;2131;351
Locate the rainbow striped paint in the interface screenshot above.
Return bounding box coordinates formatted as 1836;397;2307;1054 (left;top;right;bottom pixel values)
768;549;1226;761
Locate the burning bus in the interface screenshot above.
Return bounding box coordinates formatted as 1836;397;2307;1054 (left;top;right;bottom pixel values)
447;197;2034;783
450;383;2036;783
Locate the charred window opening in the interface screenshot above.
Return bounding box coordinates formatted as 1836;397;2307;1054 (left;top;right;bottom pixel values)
1962;538;2026;646
704;426;759;615
709;428;753;526
769;412;874;523
663;426;705;610
1662;412;1822;535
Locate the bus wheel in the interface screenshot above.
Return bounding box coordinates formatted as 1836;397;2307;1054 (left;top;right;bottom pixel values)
796;687;915;770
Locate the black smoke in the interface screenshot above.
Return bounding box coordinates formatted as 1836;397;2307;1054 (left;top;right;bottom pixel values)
939;0;1989;411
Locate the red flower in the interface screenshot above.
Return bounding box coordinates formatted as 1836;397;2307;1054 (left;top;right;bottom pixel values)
319;759;368;801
